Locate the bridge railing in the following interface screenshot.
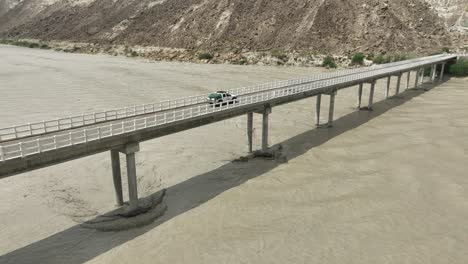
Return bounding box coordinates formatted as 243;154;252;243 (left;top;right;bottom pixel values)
0;55;447;142
0;55;455;162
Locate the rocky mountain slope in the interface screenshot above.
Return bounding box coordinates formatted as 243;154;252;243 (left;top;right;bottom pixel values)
425;0;468;32
0;0;465;55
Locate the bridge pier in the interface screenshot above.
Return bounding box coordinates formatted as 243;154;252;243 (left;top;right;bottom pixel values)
395;74;402;95
247;112;253;153
385;77;391;98
419;68;424;84
327;90;336;127
406;71;411;89
110;149;124;206
315;94;322;127
431;64;437;82
121;143;140;211
415;69;420;88
357;84;363;109
439;63;445;82
262;106;271;151
368;81;376;110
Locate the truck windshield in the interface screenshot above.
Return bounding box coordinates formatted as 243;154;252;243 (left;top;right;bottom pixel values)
208;93;222;99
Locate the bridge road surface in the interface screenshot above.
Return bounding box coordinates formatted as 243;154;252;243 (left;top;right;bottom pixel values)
0;54;458;211
0;54;450;144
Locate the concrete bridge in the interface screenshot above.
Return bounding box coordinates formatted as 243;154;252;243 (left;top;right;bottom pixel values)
0;54;459;211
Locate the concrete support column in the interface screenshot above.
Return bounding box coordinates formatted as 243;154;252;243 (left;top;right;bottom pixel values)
406;71;411;89
110;149;124;206
415;69;420;88
420;68;424;84
431;64;437;82
120;143;140;211
439;64;445;82
247;112;253;153
395;74;402;95
262;106;271;151
315;94;322;127
327;90;337;127
368;81;376;110
385;77;391;98
357;84;363;109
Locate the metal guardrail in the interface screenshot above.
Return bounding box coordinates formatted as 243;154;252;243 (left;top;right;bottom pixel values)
0;54;448;142
0;54;455;162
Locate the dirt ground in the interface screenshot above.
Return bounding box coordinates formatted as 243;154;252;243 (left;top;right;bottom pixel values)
0;46;468;264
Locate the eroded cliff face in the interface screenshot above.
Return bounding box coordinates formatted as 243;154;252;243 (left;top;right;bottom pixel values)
0;0;463;54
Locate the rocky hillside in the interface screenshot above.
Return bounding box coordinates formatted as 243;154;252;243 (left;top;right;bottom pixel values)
425;0;468;32
0;0;465;55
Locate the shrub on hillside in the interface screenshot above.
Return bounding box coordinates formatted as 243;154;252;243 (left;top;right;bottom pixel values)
449;59;468;76
441;47;450;53
372;54;385;64
198;52;213;60
351;52;365;65
271;49;288;61
322;56;337;68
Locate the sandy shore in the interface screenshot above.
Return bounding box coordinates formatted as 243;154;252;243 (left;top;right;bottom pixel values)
1;45;468;264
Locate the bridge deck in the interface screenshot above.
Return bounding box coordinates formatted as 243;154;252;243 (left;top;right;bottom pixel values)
0;54;457;178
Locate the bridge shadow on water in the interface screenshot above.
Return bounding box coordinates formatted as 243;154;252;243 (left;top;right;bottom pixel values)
0;80;446;264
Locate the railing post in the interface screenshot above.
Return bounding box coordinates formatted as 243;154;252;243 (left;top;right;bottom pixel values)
53;135;57;149
357;84;363;109
247;113;253;153
316;94;322;127
37;139;41;153
19;142;24;157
